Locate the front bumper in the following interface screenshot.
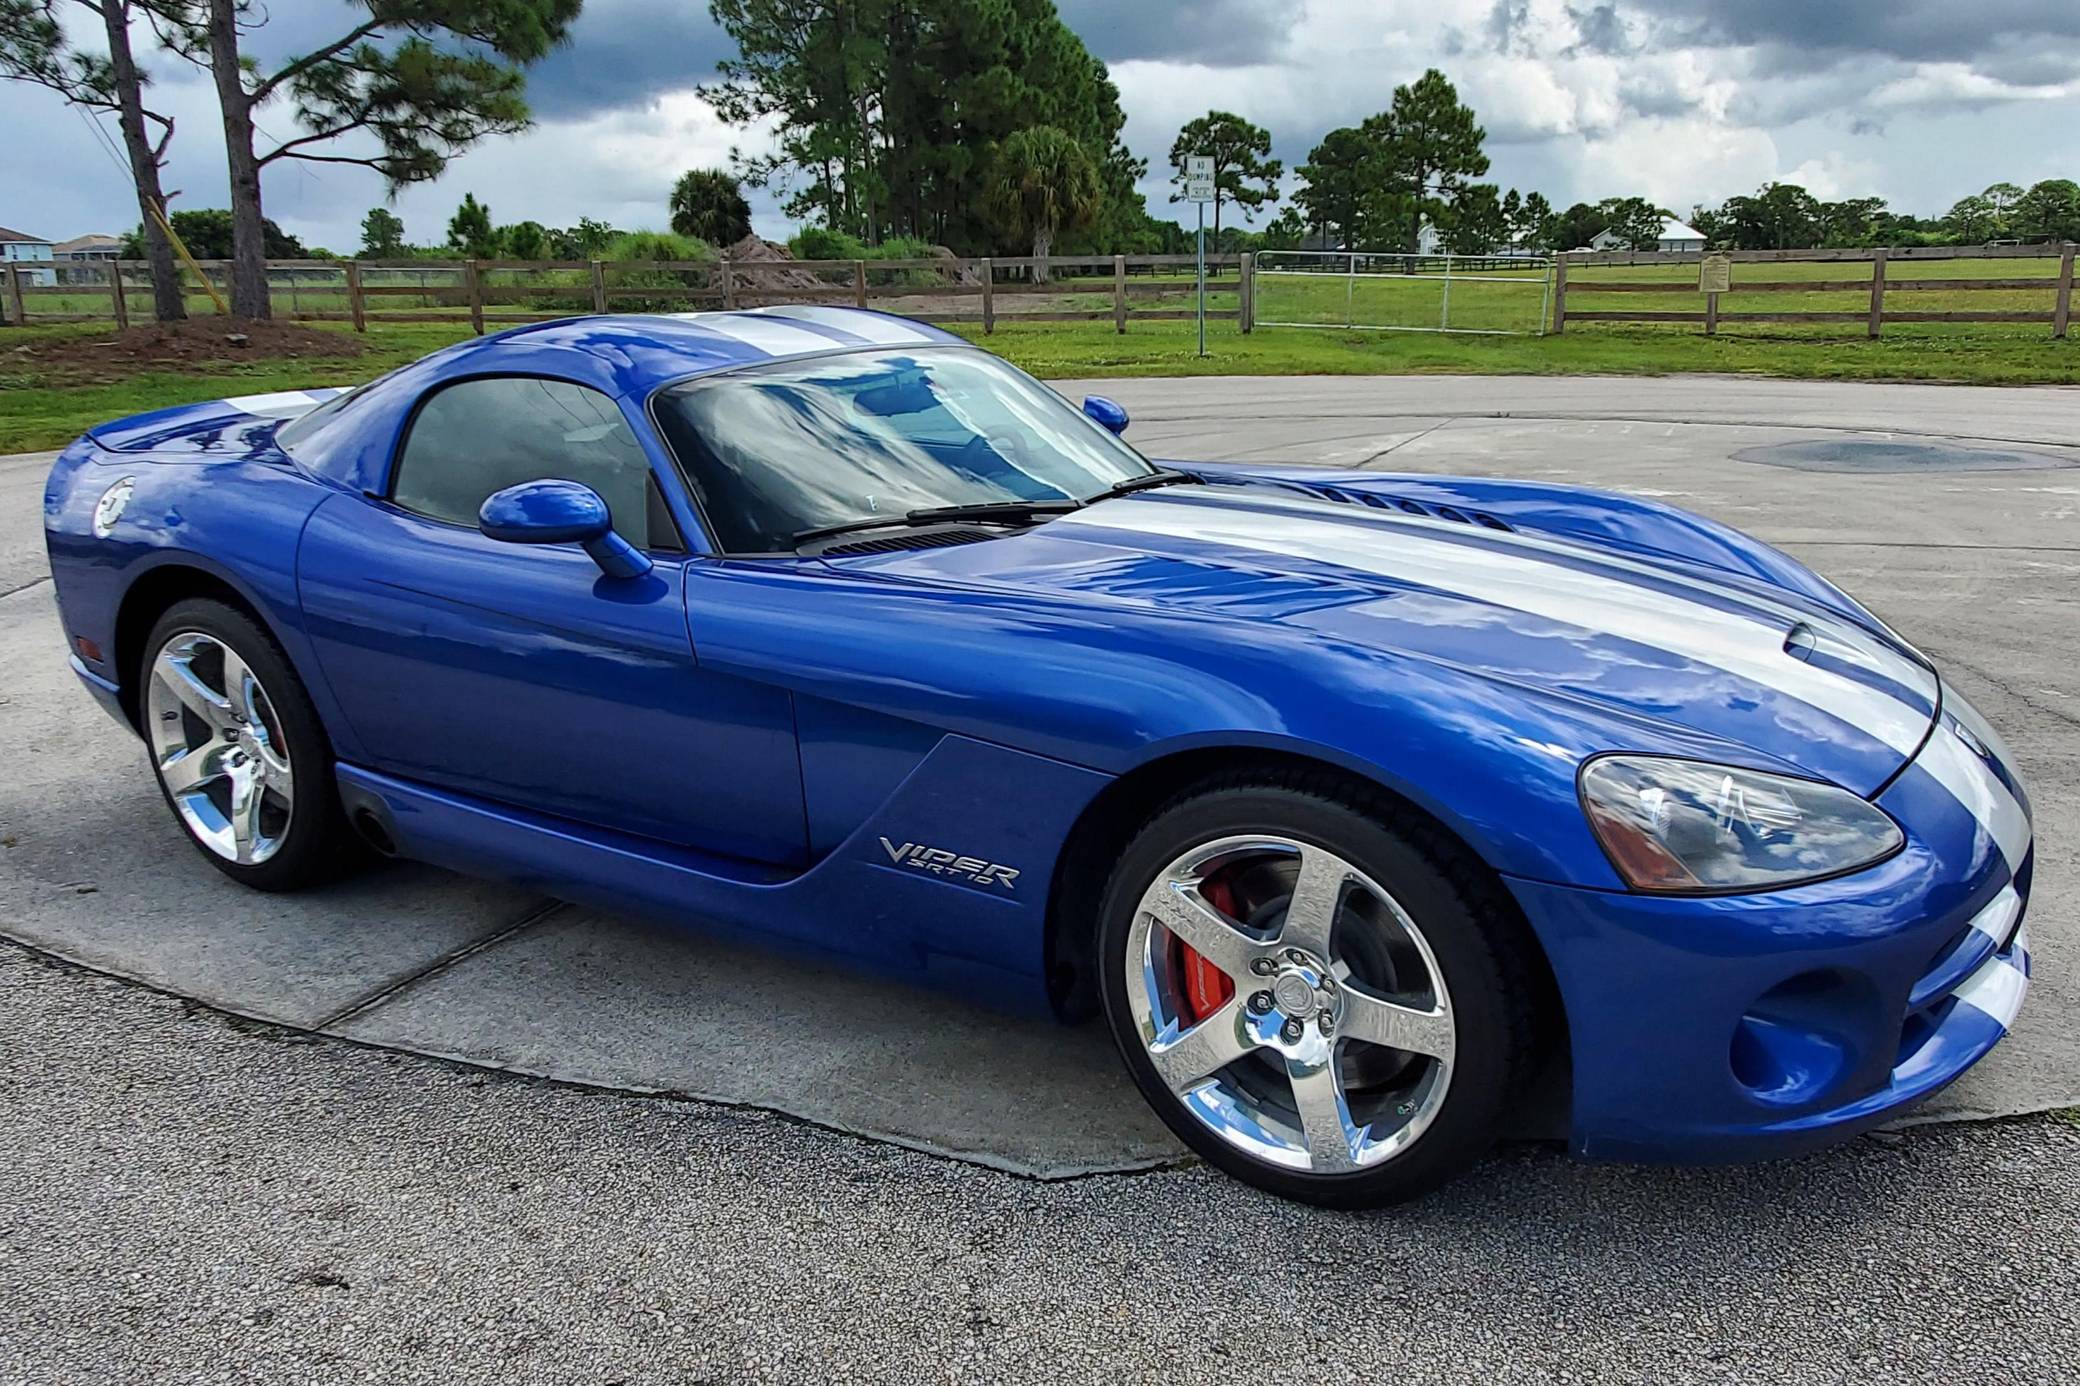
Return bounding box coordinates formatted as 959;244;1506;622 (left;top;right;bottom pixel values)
1511;701;2033;1163
70;653;130;728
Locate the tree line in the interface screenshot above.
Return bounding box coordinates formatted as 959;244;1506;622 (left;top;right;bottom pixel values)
3;0;581;322
9;1;2079;330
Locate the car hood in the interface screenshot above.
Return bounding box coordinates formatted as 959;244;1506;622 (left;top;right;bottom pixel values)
849;485;1938;795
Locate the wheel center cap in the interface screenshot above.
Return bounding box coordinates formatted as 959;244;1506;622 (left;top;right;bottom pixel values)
1272;973;1316;1015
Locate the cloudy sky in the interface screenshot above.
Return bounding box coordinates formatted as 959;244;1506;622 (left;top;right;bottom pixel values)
5;0;2078;250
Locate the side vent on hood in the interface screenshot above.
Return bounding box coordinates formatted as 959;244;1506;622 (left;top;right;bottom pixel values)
817;526;998;557
1274;480;1515;533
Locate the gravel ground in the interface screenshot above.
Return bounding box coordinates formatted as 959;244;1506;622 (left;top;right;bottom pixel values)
3;943;2075;1386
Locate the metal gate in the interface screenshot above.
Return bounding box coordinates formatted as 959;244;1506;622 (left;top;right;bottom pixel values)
1254;250;1555;336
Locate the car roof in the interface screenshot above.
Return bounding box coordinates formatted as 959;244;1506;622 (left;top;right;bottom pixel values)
274;306;972;495
437;305;969;396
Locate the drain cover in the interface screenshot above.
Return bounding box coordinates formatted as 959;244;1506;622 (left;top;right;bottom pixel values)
1733;438;2074;473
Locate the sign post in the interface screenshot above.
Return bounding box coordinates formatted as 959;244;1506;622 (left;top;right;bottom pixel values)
1185;154;1214;358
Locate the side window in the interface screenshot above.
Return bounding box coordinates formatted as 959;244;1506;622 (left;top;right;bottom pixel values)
390;377;680;550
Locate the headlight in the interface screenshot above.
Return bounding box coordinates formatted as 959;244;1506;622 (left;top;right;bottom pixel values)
1579;755;1903;894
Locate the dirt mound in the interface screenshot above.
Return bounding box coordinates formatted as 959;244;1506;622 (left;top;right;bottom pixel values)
14;319;367;374
726;235;830;292
929;245;980;286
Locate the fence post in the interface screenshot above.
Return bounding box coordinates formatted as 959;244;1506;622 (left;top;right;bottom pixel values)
1240;252;1254;332
4;265;24;327
344;262;366;332
1345;252;1357;329
2054;243;2075;339
1112;254;1126;333
854;259;868;308
1550;253;1568;334
109;261;130;330
980;257;994;334
466;259;484;334
590;260;608;313
1705;290;1719;335
1867;247;1887;339
718;258;733;311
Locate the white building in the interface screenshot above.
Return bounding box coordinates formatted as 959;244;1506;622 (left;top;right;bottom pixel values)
54;233;122;284
0;225;56;285
1589;217;1708;254
1654;217;1707;252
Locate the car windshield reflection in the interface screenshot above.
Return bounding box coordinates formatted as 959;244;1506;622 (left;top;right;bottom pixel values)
652;347;1155;553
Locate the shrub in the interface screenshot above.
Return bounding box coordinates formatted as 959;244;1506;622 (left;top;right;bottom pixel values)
601;230;720;310
789;226;869;262
604;230;716;263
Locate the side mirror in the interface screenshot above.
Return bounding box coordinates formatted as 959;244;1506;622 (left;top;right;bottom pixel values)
478;478;652;580
1083;395;1129;435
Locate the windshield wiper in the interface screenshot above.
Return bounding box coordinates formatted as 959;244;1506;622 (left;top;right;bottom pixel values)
790;498;1080;548
1083;469;1202;504
789;472;1198;549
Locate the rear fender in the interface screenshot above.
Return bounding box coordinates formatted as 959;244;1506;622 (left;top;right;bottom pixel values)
42;440;360;757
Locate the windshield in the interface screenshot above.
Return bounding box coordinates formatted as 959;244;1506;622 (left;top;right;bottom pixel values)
652;347;1155;553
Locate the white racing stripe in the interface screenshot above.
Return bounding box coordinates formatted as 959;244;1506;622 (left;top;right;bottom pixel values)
753;304;936;344
1060;496;1938;760
671;312;841;357
223;388;339;418
1968;884;2024;943
1915;721;2033;873
1954;924;2030;1030
1208;486;1935;707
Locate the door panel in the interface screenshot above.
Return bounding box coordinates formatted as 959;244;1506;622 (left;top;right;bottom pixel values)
297;494;806;866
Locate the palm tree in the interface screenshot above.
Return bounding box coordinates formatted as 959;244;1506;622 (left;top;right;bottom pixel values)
669;169;753;246
986;126;1101;283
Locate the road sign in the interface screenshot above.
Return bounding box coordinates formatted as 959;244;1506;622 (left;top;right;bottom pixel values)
1186;157;1213;357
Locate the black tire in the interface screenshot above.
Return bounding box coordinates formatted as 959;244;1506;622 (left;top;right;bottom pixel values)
1097;770;1537;1207
139;597;360;891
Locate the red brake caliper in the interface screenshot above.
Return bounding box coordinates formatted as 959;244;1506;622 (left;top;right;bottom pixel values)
1180;874;1239;1021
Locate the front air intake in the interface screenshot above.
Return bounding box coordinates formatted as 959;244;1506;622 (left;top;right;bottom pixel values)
1279;481;1515;532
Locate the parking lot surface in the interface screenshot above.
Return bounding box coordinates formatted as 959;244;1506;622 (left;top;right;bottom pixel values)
3;372;2077;1380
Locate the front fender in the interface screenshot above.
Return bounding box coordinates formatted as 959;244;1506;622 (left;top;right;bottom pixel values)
687;561;1806;890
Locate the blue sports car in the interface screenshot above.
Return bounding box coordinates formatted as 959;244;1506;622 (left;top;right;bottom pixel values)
43;307;2032;1205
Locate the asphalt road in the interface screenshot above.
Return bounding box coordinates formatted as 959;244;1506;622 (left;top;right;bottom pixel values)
5;944;2077;1385
4;372;2080;1382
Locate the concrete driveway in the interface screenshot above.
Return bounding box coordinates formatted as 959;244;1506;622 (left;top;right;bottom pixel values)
4;372;2077;1382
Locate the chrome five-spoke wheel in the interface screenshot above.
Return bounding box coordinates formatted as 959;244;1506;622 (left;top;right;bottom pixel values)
146;630;296;865
1125;834;1455;1174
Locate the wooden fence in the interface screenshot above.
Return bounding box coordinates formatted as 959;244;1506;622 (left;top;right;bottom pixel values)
0;252;1256;335
13;243;2071;339
1552;242;2077;338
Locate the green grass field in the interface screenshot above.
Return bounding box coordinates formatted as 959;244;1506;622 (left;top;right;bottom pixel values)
3;298;2075;453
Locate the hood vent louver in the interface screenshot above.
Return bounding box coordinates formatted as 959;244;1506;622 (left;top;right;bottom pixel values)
817;526;999;557
1277;481;1515;533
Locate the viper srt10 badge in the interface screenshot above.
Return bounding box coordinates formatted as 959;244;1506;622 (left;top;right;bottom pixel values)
880;837;1020;889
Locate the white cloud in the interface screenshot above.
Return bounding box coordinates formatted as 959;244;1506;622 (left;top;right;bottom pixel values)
6;0;2079;251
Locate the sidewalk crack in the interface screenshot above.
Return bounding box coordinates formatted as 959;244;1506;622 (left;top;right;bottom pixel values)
311;900;567;1032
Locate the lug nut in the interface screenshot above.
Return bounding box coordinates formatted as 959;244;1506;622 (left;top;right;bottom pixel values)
1280;1018;1304;1043
1250;957;1277;976
1247;991;1274;1015
1318;1013;1336;1036
1283;948;1308;966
